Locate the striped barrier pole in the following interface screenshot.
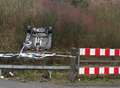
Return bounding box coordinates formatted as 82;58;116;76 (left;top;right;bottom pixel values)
80;48;120;57
79;67;120;76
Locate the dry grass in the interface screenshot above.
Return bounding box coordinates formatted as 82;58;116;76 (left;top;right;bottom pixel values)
0;0;120;51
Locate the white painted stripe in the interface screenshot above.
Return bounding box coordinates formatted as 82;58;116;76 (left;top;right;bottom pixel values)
109;67;114;74
118;67;120;74
117;49;120;56
79;67;85;74
110;49;115;56
0;54;4;57
80;48;85;55
90;48;95;56
100;49;105;56
89;67;95;74
99;67;104;74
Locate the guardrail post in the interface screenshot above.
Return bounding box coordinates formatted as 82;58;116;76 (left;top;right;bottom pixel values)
0;69;2;76
69;48;78;81
77;48;80;70
48;70;52;79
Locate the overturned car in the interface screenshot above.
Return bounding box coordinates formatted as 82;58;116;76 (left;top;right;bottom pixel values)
23;26;52;52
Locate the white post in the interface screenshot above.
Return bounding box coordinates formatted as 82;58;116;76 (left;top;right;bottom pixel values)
48;70;52;79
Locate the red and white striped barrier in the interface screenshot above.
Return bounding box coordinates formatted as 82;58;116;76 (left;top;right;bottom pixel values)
80;48;120;56
79;67;120;75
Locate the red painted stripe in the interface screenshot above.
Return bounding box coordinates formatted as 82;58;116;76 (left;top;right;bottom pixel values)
85;48;90;57
85;67;89;76
105;48;110;57
114;67;119;75
104;67;109;75
95;67;99;75
115;49;120;56
95;48;100;56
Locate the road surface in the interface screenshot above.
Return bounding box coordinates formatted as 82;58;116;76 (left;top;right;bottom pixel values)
0;79;119;88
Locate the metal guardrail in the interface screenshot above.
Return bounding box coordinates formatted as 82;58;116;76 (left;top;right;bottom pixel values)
0;65;71;70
